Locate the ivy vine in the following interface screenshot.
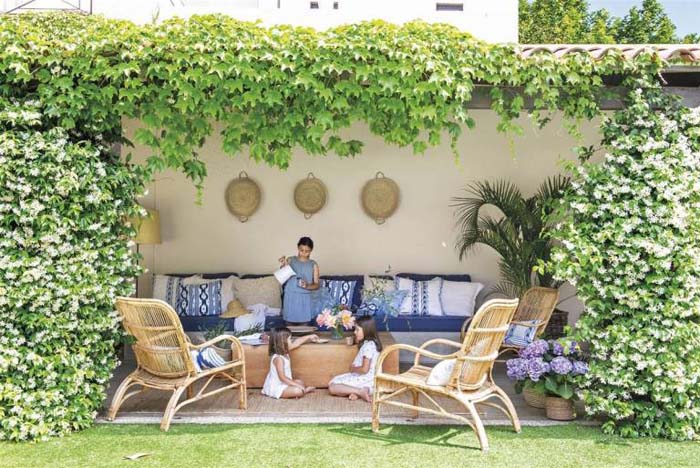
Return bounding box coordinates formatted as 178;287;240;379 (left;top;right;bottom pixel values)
0;13;665;192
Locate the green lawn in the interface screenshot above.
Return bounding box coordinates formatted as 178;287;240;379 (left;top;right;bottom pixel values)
1;424;698;468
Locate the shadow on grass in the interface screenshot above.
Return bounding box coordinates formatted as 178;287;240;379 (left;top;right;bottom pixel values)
328;424;483;451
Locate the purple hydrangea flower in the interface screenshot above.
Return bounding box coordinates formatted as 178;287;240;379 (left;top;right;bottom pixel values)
506;358;528;381
550;356;573;375
526;357;550;381
551;341;564;356
572;360;589;376
520;339;549;359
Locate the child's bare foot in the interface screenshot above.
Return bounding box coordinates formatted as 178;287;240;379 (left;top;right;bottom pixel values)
358;388;371;403
348;393;359;401
303;386;316;394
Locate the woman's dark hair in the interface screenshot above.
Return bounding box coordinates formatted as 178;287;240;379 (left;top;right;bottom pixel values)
297;236;314;250
269;327;292;356
356;316;382;352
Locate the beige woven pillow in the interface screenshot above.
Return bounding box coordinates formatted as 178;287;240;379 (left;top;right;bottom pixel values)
232;276;282;308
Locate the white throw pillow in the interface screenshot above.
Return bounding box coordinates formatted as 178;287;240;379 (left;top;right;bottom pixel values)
440;280;485;317
183;275;236;311
426;359;456;386
396;277;444;316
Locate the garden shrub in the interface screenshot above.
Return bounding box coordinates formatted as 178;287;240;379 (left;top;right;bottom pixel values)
0;100;144;441
552;89;700;439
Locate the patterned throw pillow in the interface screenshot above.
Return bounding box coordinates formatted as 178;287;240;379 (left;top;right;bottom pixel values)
183;275;236;311
152;274;197;308
503;320;540;347
189;347;227;373
321;279;357;307
358;290;409;317
396;277;444;316
176;280;223;317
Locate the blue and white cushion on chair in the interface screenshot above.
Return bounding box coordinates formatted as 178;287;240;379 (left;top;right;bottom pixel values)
503;320;540;347
321;279;357;307
176;280;223;317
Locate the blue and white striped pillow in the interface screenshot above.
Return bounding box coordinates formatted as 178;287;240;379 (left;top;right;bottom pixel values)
503;320;539;347
189;347;227;373
396;277;444;316
176;281;223;317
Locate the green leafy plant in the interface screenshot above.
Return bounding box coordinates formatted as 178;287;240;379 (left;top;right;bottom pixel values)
452;176;570;298
0;100;145;442
551;87;700;439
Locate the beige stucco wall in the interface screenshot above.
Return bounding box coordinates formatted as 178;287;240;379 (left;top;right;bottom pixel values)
128;111;599;324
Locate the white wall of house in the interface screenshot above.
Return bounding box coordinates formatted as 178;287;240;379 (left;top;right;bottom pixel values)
129;111;598;327
3;0;518;43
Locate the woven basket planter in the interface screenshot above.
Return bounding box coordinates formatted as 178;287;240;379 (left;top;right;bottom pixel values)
545;397;576;421
523;386;546;409
544;308;569;339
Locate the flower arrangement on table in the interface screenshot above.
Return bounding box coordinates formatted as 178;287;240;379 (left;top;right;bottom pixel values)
316;304;356;339
506;338;589;419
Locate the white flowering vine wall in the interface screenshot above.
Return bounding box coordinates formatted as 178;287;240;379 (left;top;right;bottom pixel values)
553;88;700;439
0;100;144;441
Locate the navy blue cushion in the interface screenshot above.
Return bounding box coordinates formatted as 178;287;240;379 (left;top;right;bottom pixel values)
165;272;238;279
396;273;472;282
375;315;468;332
320;275;364;310
241;273;272;279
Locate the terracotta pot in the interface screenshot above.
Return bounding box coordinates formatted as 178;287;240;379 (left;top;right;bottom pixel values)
523;387;546;409
545;396;576;421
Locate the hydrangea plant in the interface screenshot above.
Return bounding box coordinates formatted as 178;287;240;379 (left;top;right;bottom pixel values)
506;339;589;400
0;100;144;441
551;88;700;439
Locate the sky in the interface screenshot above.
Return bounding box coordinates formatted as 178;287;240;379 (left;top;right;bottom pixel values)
588;0;700;36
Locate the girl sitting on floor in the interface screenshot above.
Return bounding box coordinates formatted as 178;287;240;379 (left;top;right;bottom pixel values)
262;327;319;399
328;316;382;403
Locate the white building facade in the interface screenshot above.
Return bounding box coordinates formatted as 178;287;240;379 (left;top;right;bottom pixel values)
2;0;518;42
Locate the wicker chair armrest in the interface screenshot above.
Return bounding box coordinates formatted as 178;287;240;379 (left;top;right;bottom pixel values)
375;343;462;373
416;339;464;366
189;335;245;361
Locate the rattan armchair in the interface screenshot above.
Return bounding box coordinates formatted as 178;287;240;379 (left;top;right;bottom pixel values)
372;298;520;452
461;287;559;357
107;297;247;431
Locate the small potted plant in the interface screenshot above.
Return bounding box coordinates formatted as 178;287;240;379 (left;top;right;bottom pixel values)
316;304;355;339
506;338;588;420
197;321;263;360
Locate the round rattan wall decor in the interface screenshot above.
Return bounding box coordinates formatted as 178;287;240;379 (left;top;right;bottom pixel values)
294;172;327;219
225;171;261;223
361;172;400;225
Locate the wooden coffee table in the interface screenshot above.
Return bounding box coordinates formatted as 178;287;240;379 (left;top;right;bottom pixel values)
241;332;398;388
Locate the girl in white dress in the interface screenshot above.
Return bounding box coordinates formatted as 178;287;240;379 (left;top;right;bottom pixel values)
262;327;319;399
328;316;382;403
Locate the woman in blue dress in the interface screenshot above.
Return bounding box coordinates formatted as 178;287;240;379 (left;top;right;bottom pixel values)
278;237;321;324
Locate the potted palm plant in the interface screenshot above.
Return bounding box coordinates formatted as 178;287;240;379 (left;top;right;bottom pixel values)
452;177;571;335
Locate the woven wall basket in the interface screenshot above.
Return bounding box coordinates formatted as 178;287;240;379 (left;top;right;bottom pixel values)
361;172;400;224
294;172;327;219
225;171;261;222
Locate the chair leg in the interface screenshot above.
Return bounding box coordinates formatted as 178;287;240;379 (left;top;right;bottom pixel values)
106;375;135;421
186;383;194;400
465;401;489;452
494;387;521;433
238;367;247;410
410;389;420;419
160;386;187;432
371;387;381;432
